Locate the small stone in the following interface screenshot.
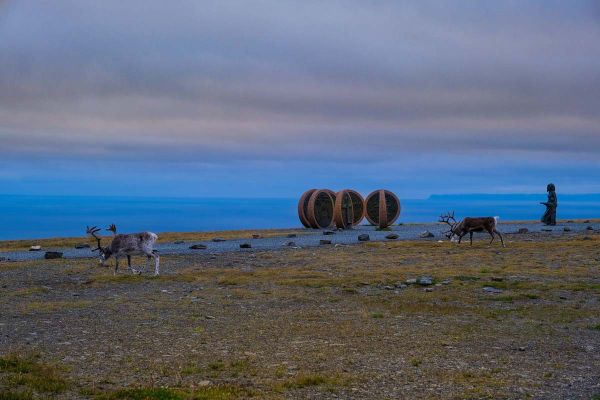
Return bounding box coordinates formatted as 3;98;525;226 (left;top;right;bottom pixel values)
385;233;399;240
287;234;297;238
383;285;395;290
417;276;434;286
491;277;504;282
395;283;408;289
0;257;7;262
563;227;571;232
29;245;42;251
483;286;503;294
198;380;211;386
189;244;207;250
212;238;226;242
319;240;332;245
252;234;261;239
405;278;417;285
586;226;594;231
517;228;529;234
323;231;335;235
424;288;433;292
441;280;451;285
74;243;90;249
419;231;434;238
205;315;215;320
174;240;185;244
559;296;567;300
518;346;526;352
44;251;63;259
358;234;370;242
284;241;296;247
542;228;553;232
240;243;252;249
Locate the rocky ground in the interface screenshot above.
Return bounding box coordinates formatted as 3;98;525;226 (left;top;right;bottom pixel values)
1;229;599;399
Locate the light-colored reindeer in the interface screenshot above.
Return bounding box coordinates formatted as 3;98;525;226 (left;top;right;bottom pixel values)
86;225;160;275
439;211;505;247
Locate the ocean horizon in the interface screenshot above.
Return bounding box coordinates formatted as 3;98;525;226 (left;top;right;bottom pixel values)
1;193;599;240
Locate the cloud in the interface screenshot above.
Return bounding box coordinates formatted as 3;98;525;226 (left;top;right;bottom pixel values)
0;0;599;195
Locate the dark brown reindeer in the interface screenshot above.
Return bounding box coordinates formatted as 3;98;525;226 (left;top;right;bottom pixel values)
86;225;160;275
439;211;505;247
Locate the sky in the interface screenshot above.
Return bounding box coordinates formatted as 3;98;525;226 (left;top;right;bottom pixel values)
1;0;599;198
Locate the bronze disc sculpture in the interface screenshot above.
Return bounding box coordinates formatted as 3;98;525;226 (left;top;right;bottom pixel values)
298;189;317;228
364;189;401;229
333;189;365;229
306;189;335;229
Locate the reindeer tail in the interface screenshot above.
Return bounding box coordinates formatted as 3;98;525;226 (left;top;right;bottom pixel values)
494;216;500;225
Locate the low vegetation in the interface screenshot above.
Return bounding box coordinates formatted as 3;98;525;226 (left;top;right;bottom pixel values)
1;233;599;398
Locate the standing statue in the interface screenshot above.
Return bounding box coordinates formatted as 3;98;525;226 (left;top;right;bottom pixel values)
540;183;557;225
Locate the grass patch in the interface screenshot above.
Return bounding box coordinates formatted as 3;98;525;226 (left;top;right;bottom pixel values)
0;355;69;394
282;373;347;391
490;296;514;302
98;386;249;400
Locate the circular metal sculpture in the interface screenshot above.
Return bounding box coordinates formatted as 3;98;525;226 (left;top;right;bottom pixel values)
364;189;401;229
333;189;365;229
298;189;317;228
306;189;335;229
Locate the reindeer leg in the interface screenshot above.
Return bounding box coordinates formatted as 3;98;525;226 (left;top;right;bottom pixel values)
128;255;140;275
469;231;473;245
488;229;495;244
114;257;119;275
151;252;160;276
495;229;505;247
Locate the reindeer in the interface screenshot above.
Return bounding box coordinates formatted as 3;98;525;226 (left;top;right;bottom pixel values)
86;225;160;275
439;211;505;247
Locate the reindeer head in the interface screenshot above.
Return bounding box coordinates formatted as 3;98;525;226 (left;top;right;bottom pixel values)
438;211;458;240
86;226;111;265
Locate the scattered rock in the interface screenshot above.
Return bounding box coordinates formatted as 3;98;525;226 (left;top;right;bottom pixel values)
441;280;451;285
395;283;408;289
491;277;504;282
419;231;434;238
518;346;526;352
284;241;297;247
189;244;207;250
586;226;594;231
559;296;568;300
252;234;261;239
319;240;332;245
212;238;226;242
358;234;370;242
323;231;335;236
240;243;252;249
385;233;399;240
74;243;90;249
542;228;553;232
287;234;297;238
424;288;434;292
417;276;434;286
517;228;529;234
205;315;215;320
44;251;63;259
383;285;395;290
29;245;42;251
563;227;571;232
198;380;211;386
483;286;503;294
405;278;417;285
0;257;7;262
174;240;185;244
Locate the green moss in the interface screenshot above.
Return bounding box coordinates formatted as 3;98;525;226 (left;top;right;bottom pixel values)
0;355;69;394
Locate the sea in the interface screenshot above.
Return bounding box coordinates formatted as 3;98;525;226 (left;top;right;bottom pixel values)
1;194;599;240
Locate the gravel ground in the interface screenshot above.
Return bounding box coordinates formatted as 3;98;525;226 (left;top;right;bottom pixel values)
2;221;598;261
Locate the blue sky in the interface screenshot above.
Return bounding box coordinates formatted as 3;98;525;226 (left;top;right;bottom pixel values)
1;0;599;198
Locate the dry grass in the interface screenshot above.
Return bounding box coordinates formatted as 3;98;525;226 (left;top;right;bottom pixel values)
1;234;599;398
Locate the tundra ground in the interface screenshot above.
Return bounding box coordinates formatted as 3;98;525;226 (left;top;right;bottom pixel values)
1;232;599;399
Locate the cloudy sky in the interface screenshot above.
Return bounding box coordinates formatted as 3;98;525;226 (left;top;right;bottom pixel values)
1;0;599;198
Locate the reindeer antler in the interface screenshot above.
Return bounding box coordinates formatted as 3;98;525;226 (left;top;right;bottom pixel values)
86;226;103;252
106;224;117;235
438;211;458;239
